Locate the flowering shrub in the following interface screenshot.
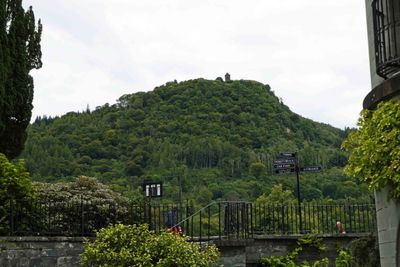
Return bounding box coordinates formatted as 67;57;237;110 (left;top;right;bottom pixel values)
80;224;220;267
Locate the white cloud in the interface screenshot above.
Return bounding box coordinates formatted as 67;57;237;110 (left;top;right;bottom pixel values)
25;0;370;128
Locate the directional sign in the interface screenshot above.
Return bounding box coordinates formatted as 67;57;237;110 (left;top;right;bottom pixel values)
273;159;295;165
273;152;298;175
273;163;295;169
280;152;296;158
275;168;295;174
300;166;322;172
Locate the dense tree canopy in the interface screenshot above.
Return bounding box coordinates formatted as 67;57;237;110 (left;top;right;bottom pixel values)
0;0;42;159
21;78;369;203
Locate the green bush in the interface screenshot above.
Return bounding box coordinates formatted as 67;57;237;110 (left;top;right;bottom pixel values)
33;176;140;235
34;175;129;204
342;101;400;199
347;235;379;267
0;153;35;234
334;248;353;267
259;235;328;267
259;235;376;266
80;224;220;267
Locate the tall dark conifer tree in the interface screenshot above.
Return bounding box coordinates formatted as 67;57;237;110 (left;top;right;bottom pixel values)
0;0;42;159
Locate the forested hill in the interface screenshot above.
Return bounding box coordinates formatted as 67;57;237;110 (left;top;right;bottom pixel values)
21;78;364;202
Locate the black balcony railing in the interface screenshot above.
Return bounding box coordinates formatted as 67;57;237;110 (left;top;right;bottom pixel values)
3;199;376;240
372;0;400;78
372;0;400;79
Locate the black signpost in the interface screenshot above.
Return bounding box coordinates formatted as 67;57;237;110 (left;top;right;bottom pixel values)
273;152;322;233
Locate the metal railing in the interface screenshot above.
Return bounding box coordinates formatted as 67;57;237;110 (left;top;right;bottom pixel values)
3;200;376;239
174;201;252;242
372;0;400;78
252;203;376;235
6;199;146;236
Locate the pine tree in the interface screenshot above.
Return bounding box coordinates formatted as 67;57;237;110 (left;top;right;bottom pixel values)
0;0;42;159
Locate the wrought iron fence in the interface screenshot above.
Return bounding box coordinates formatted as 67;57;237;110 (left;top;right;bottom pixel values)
3;200;376;239
252;203;376;235
6;199;146;236
176;201;252;242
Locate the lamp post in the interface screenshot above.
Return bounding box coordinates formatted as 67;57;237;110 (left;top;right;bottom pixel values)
178;175;183;224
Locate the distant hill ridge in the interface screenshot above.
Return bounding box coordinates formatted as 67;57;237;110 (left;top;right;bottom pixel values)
21;78;353;201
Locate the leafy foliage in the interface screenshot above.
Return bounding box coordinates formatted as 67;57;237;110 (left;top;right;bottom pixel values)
343;101;400;199
250;162;266;178
0;0;42;159
259;235;379;267
255;183;295;205
347;235;380;267
80;223;220;267
0;153;35;234
32;176;138;234
297;235;326;251
334;248;353;267
34;175;130;204
259;255;297;267
259;235;328;267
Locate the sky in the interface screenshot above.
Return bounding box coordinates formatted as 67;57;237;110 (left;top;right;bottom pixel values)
24;0;371;129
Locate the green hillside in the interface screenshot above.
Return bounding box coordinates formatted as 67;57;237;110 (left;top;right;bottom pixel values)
21;78;368;203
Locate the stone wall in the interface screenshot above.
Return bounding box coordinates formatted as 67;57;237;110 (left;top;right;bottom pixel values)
0;234;372;267
214;234;370;267
0;236;86;267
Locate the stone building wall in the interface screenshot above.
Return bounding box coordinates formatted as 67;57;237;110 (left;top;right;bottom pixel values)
364;1;400;266
374;187;400;267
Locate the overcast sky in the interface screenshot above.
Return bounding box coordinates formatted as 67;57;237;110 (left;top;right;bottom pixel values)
24;0;371;129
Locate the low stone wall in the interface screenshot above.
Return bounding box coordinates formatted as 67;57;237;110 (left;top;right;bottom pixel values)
0;234;372;267
214;234;372;267
0;236;87;267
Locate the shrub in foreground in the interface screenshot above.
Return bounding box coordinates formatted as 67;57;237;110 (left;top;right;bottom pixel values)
0;153;35;235
80;224;219;267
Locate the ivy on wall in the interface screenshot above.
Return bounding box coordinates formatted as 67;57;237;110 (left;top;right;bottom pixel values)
342;100;400;199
